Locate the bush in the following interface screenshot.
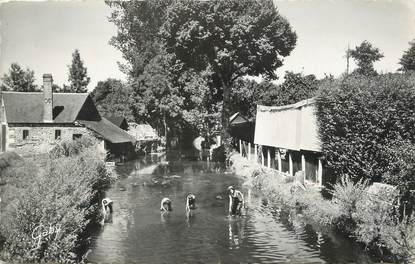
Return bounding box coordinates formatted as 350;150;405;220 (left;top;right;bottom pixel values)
49;136;98;158
330;176;368;232
354;183;414;261
0;137;113;263
380;140;415;216
315;73;415;183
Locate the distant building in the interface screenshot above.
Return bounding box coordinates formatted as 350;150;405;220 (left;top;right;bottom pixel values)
229;112;255;148
0;74;135;157
253;98;325;186
127;123;160;153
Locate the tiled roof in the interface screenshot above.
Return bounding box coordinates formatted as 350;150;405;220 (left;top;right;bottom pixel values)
2;92;89;123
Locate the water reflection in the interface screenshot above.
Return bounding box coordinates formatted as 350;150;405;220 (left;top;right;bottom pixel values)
88;155;387;264
228;217;246;250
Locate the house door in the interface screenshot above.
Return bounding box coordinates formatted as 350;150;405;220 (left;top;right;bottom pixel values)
1;125;6;152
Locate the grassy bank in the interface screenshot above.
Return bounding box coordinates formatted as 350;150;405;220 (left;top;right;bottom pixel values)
0;136;115;263
230;153;415;263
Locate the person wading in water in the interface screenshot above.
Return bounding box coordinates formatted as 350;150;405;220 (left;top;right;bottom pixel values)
160;197;172;212
185;193;197;219
228;186;245;216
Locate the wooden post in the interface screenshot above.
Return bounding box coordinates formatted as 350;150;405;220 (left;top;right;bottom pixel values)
267;147;271;168
261;146;265;166
289;152;293;176
239;139;242;156
301;153;306;176
254;144;258;163
277;149;282;172
248;142;251;160
318;158;323;187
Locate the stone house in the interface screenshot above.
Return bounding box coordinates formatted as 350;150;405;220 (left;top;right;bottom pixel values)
0;74;135;157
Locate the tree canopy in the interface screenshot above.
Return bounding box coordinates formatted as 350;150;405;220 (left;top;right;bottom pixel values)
90;78;134;121
399;39;415;72
229;71;319;118
106;0;173;77
161;0;296;141
350;40;384;76
67;49;90;93
1;63;37;92
107;0;297;149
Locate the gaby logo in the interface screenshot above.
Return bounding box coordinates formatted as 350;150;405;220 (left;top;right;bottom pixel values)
31;223;61;250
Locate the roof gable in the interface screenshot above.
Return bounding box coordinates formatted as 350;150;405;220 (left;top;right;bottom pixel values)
105;115;129;130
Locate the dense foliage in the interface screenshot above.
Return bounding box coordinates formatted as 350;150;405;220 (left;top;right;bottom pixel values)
316;73;415;183
0;137;113;263
399;39;415;72
0;63;38;92
67;49;90;93
229;71;319;118
90;78;134;121
107;0;297;149
381;140;415;216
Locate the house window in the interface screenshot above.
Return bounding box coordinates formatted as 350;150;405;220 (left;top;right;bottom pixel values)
55;130;61;140
23;130;29;140
73;134;82;140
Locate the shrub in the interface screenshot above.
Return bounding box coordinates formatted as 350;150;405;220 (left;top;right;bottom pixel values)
330;176;368;230
0;137;112;263
354;183;414;261
49;136;98;159
380;140;415;216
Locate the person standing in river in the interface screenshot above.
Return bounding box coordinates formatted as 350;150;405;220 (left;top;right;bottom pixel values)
185;193;197;219
228;186;245;216
160;197;172;212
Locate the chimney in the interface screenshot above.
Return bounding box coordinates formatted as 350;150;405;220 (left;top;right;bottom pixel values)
43;74;53;123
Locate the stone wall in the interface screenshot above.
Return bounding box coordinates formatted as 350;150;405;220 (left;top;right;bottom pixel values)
6;125;91;156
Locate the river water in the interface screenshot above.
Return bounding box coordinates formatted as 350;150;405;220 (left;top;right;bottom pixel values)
87;155;384;264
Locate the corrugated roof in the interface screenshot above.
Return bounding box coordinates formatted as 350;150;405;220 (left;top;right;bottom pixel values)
2;92;89;123
79;118;136;144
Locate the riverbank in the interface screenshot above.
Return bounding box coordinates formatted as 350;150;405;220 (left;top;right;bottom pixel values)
0;137;115;263
229;153;415;263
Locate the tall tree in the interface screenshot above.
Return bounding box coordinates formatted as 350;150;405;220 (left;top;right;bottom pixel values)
130;51;214;141
399;39;415;72
68;49;90;93
106;0;173;77
91;78;134;120
161;0;297;151
1;63;37;92
350;40;384;76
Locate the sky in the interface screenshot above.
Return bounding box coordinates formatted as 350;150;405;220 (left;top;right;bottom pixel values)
0;0;414;90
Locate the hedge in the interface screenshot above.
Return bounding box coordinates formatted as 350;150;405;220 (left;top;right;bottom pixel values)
315;73;415;187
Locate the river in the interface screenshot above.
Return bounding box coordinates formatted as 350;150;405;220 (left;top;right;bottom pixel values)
87;154;384;264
